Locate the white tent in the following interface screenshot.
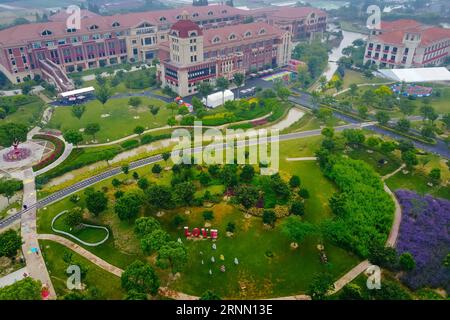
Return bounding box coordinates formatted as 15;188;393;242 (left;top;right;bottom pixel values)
202;90;234;108
377;67;450;83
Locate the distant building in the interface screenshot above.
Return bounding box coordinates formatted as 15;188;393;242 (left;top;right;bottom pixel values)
364;19;450;68
0;4;325;92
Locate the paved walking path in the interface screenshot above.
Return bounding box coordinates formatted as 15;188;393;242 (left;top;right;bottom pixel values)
78;112;273;148
20;169;56;299
37;234;199;299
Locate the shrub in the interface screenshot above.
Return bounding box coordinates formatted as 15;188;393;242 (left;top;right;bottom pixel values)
226;222;236;233
290;201;305;216
202;210;214;221
121;139;139;150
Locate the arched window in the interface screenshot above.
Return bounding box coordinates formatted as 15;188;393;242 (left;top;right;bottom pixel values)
41;29;52;36
207;11;213;16
89;24;99;30
228;33;236;40
212;36;221;43
221;10;227;14
190;31;198;37
112;22;120;27
259;28;266;35
159;16;167;22
244;31;252;38
192;13;199;18
171;30;178;37
176;15;181;20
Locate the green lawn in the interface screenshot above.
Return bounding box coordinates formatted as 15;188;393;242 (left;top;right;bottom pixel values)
342;70;390;89
39;240;125;299
48;97;169;143
2;99;45;127
52;213;109;244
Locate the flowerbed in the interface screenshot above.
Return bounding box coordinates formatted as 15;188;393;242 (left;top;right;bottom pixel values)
395;190;450;292
32;134;65;172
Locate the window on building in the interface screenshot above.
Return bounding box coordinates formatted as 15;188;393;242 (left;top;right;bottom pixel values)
41;29;52;36
212;36;220;43
208;11;213;16
67;28;77;33
244;31;252;38
89;25;99;30
112;22;120;27
159;16;166;22
229;33;236;40
190;31;198;37
82;35;89;41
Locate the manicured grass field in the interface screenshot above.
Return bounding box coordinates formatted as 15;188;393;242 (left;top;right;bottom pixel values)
37;138;361;298
39;240;125;299
48;97;169;143
2;99;45;127
342;70;390;89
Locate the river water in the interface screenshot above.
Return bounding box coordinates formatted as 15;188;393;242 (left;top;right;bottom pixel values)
322;30;367;81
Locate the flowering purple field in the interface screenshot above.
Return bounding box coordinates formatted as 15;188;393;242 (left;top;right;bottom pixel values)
395;190;450;292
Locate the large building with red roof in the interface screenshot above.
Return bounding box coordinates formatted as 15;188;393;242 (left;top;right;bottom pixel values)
0;4;325;92
158;13;292;96
364;19;450;68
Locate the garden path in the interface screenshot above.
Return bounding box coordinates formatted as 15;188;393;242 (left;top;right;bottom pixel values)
37;234;199;299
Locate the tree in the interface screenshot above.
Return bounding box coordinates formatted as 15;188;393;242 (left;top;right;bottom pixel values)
128;96;142;108
149;105;160;117
343;129;365;146
202;210;214;221
115;192;144;220
399;99;415;116
289;175;301;188
199;290;221;300
121;260;160;296
64;207;83;228
112;178;121;188
339;283;363;300
318;76;327;91
0;123;28;148
380;141;397;154
167;117;177;127
428;168;441;184
152;164;162;175
197;82;213;107
281;216;316;244
0;278;42;300
71;105;86;120
366;136;380;148
262;210;276;227
402;150;418;169
124;290;148;300
63;129;83;147
96;84;112;106
134;217;161;238
298;188;310;199
122;164;129;175
368;244;398;268
396;118;411;133
307;273;335;300
349;83;358;100
146;185;173;209
421;125;435;139
290;201;305;216
216;77;229;106
240;164;255;182
276;87;291;101
84;188;108;216
137;177;149;190
162;152;171;164
84;123;100;140
235;185;260;209
156;241;187;274
233;73;245;99
321;127;334;139
442;113;450;130
376;111;390;126
141;229;170;254
221;164;238;188
134;126;145;135
0;178;23;204
420;104;438;123
0;229;22;258
399;252;416;271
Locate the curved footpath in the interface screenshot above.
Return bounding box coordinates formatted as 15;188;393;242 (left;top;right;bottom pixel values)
37;234;198;300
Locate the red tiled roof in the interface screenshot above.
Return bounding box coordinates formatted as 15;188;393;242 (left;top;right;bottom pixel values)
0;4;243;46
380;19;421;31
373;19;450;46
170;19;203;38
269;6;326;19
202;22;284;48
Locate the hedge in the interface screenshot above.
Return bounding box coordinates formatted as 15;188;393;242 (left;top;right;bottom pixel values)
32;134;65;172
121;139;140;150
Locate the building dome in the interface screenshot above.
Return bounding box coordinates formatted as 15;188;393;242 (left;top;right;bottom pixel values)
170;14;202;38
